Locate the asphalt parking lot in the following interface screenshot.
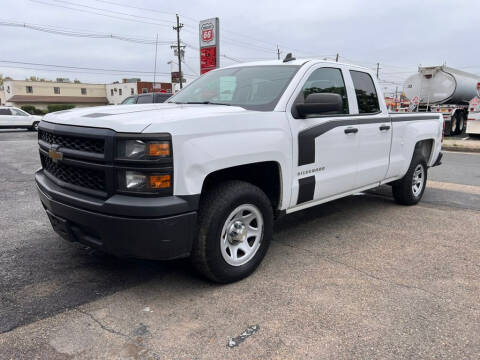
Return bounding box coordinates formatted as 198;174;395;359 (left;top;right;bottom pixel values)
1;130;480;359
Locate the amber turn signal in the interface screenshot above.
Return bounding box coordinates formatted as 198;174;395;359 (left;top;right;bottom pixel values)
148;142;170;157
149;174;171;189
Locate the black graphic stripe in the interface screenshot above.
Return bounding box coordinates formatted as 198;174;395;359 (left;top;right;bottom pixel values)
298;115;439;166
297;176;316;204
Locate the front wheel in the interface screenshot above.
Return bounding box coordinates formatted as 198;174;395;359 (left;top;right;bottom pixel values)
191;181;273;283
29;122;39;131
392;155;427;205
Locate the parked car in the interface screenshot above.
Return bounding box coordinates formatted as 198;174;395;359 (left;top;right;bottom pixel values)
121;92;172;104
36;57;443;283
0;106;42;131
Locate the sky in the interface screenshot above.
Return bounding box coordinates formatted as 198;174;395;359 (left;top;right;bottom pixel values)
1;0;479;96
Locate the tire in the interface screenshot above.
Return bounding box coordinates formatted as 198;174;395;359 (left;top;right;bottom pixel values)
392;154;427;205
191;180;273;283
450;114;458;135
29;122;39;131
457;112;466;134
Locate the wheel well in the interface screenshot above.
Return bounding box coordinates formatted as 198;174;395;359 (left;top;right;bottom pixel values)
201;162;282;209
414;139;434;163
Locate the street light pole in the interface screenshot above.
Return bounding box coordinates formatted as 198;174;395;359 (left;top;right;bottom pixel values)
153;33;158;91
173;14;184;89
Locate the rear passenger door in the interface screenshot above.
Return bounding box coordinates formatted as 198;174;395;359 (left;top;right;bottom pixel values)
349;70;392;187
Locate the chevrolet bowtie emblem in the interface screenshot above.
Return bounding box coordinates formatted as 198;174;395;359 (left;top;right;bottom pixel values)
48;147;63;163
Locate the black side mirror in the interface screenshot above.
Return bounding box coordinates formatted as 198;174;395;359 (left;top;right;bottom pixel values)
296;93;343;118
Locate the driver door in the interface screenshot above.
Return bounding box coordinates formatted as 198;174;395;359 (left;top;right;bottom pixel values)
287;65;359;209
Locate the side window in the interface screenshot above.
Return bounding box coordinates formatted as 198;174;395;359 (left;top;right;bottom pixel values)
0;109;12;115
137;95;153;104
350;71;380;114
296;67;349;115
11;109;28;116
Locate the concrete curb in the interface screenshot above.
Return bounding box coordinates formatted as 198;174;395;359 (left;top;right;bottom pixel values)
442;140;480;153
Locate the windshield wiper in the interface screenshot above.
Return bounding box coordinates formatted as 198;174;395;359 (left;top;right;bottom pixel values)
172;101;232;106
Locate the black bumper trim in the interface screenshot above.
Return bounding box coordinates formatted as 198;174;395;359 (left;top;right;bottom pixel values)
36;170;199;218
38;183;197;260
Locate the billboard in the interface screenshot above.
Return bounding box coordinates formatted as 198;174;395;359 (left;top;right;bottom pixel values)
199;18;220;75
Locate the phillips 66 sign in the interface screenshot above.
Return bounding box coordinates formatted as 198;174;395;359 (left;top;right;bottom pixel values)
199;18;220;75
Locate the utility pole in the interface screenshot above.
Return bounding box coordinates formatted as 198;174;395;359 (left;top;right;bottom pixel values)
376;62;380;79
153;33;158;91
336;53;339;62
173;14;184;89
394;86;398;109
277;45;280;60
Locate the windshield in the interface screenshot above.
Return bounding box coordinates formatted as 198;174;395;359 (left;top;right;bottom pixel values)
168;65;300;111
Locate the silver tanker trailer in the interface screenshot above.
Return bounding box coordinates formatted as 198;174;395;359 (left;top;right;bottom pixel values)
404;66;480;135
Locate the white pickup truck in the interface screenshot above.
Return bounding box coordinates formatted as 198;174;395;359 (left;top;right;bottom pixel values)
36;57;443;283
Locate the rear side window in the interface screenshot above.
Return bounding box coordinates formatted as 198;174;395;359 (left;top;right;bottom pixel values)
0;109;11;115
154;94;171;103
350;70;380;113
137;95;153;104
297;67;349;115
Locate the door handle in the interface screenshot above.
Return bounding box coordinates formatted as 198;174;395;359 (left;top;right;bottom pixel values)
344;127;358;134
379;124;391;131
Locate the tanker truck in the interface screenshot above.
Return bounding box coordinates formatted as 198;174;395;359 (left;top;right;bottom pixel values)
404;66;480;136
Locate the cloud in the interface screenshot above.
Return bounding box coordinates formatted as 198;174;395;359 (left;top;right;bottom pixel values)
1;0;478;94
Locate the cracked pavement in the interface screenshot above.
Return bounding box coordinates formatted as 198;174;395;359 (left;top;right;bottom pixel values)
1;130;480;359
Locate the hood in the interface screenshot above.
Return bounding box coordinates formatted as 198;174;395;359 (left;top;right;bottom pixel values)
42;103;247;133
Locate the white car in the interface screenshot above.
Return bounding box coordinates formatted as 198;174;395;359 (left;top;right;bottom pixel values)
36;57;444;283
0;106;42;131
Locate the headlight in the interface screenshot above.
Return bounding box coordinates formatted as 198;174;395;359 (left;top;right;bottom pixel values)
118;170;172;194
116;139;170;160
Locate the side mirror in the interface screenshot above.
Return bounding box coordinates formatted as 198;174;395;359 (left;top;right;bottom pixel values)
296;93;343;118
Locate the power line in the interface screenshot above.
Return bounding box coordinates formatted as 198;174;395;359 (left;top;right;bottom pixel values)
29;0;174;28
50;0;175;25
0;60;195;76
0;21;175;45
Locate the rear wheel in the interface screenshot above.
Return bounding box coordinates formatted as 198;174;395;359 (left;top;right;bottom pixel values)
457;112;466;134
392;154;427;205
450;114;458;135
191;181;273;283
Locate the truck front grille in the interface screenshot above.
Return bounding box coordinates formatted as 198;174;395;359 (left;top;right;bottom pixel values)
40;153;106;192
39;129;105;154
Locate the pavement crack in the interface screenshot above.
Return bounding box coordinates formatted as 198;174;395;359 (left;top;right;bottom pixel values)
74;308;128;338
74;309;162;359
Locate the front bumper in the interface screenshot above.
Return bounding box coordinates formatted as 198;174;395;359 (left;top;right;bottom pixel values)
36;170;198;260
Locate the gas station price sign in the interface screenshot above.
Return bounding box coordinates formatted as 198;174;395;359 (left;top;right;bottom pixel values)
200;47;217;74
199;18;219;75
